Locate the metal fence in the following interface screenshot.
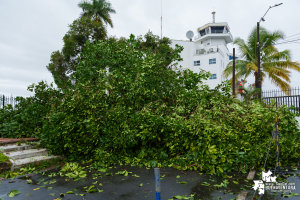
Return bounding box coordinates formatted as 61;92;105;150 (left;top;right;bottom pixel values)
261;88;300;114
262;87;300;98
262;96;300;114
0;95;21;110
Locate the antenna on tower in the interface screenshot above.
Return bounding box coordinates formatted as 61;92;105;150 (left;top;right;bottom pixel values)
161;0;162;39
212;9;216;23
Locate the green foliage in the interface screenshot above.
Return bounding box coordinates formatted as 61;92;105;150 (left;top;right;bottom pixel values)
59;162;87;179
46;16;107;91
0;81;64;138
38;33;300;175
0;152;9;163
78;0;116;28
1;31;300;176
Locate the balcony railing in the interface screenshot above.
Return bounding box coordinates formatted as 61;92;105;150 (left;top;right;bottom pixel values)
194;31;232;41
194;47;224;57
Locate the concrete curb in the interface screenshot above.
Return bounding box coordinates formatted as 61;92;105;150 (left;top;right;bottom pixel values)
236;170;256;200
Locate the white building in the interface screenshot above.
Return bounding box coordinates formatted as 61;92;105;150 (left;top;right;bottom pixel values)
171;18;236;90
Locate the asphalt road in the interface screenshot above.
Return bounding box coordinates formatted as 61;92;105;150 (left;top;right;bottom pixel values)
0;164;300;200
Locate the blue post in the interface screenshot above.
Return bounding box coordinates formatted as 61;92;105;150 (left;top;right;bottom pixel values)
154;168;161;200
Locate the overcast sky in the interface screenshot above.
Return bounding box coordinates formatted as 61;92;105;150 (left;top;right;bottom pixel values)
1;0;300;98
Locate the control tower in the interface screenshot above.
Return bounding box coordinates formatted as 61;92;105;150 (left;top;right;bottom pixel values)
171;12;234;89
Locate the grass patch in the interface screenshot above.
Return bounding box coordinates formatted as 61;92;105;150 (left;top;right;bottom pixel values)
0;151;9;163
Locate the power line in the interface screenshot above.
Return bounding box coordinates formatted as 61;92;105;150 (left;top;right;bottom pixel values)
276;33;300;42
278;36;300;43
274;38;300;45
283;32;300;39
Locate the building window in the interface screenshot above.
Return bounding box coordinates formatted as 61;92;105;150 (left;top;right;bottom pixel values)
194;60;200;66
209;58;216;64
207;43;210;45
209;74;217;79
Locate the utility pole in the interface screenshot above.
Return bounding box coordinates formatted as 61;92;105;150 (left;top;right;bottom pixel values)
232;48;235;97
256;3;282;101
257;22;261;101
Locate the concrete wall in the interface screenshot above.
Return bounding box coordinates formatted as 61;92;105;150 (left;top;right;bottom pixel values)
170;40;195;70
171;37;230;90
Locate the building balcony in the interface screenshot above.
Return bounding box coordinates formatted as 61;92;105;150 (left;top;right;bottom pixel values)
194;32;233;44
194;47;224;57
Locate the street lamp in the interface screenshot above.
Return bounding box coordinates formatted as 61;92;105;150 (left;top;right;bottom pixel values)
257;3;283;101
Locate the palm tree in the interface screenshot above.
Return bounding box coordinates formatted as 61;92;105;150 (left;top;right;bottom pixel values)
78;0;116;28
222;26;300;95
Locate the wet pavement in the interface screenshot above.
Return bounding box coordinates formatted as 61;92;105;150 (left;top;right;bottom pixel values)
0;164;300;200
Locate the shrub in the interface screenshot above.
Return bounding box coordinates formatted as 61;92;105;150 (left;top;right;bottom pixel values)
0;81;63;138
40;34;300;175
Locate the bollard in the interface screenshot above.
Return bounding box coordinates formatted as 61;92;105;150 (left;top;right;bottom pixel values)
154;168;161;200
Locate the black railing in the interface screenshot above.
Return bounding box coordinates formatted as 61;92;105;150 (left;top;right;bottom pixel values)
262;87;300;98
262;95;300;114
1;95;21;110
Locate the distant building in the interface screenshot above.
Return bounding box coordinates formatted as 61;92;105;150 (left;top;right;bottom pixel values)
171;13;241;90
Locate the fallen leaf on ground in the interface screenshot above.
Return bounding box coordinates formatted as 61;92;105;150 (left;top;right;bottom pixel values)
7;190;21;197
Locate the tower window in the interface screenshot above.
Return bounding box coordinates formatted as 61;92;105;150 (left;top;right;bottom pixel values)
209;58;216;64
194;60;200;66
211;26;224;33
209;74;217;79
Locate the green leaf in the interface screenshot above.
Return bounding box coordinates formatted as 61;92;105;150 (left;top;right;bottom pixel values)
49;193;55;196
201;182;210;186
233;181;239;184
98;168;107;172
7;190;21;197
173;195;183;199
139;183;143;187
176;175;180;178
214;183;223;188
179;181;187;184
105;173;113;176
66;191;74;194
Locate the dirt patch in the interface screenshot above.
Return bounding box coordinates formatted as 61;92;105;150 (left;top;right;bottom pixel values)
0;160;12;173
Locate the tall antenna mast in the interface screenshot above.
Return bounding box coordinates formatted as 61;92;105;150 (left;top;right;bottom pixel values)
161;0;162;39
212;11;216;23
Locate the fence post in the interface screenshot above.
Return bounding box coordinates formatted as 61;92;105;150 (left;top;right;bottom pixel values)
154;168;161;200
